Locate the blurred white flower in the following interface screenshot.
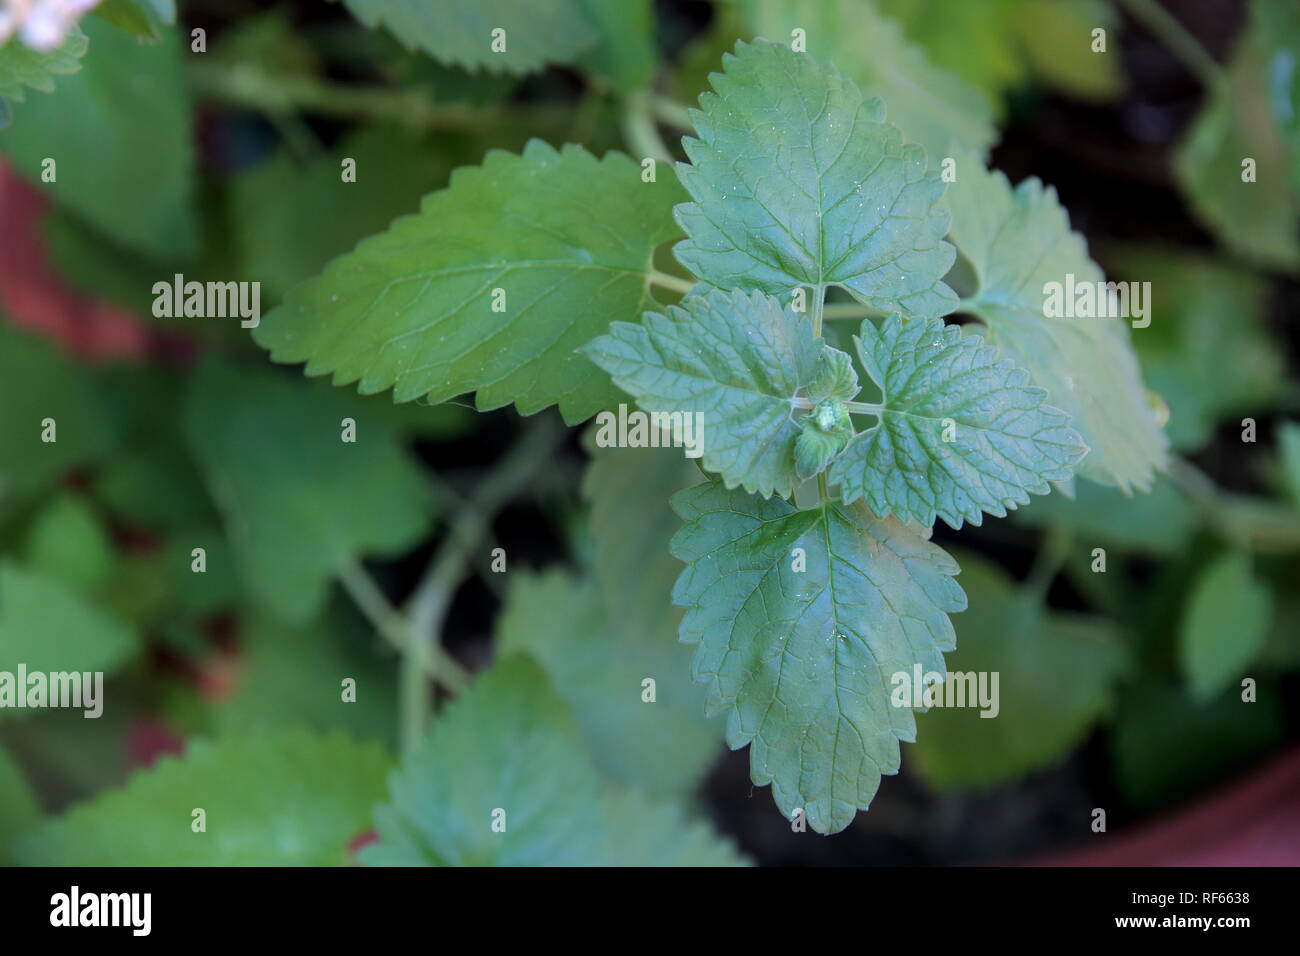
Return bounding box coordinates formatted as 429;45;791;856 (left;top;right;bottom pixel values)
0;0;101;52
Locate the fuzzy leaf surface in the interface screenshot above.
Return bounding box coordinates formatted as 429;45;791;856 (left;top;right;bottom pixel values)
582;289;849;497
747;0;996;160
671;479;965;833
11;731;390;865
944;149;1167;490
830;315;1086;527
255;140;685;424
362;657;746;865
497;570;718;798
340;0;597;74
674;40;957;317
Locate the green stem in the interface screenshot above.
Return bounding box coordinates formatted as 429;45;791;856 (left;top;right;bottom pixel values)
1167;457;1300;553
621;90;674;166
335;421;563;755
422;472;508;597
398;622;432;759
1024;525;1073;601
649;94;695;131
336;560;407;650
338;570;469;701
647;270;696;296
844;400;883;416
188;61;558;131
792;397;883;416
823;302;887;320
810;286;826;339
397;418;566;748
265;109;322;162
335;560;468;758
1117;0;1225;89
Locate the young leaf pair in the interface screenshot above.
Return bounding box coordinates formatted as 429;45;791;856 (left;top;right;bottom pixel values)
582;290;1088;529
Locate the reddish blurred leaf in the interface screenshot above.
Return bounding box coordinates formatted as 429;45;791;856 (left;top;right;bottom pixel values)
0;159;150;358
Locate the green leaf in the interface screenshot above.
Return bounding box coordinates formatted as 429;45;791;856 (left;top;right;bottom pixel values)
1261;2;1300;196
1280;421;1300;506
11;730;390;865
794;407;852;480
1110;680;1283;811
94;0;176;40
206;7;320;80
0;745;39;863
0;19;196;259
364;656;607;865
24;493;114;590
1259;592;1300;672
604;789;747;866
582;288;848;497
1174;0;1300;271
671;0;748;104
746;0;997;161
39;209;166;317
674;40;958;317
208;608;397;749
581;433;702;641
0;702;132;804
1110;246;1282;451
579;442;725;796
576;0;655;92
255;140;685;424
1013;0;1123;102
1179;552;1273;702
159;533;240;616
379;47;521;108
829;315;1086;528
181;360;433;623
82;531;238;649
0;324;109;508
340;0;597;74
0;562;137;690
805;343;860;403
877;0;1122;106
671;479;965;833
90;367;217;534
0;25;87;108
908;553;1128;789
945;148;1168;491
498;570;718;798
232;126;451;302
1014;473;1194;555
878;0;1020;105
362;657;745;865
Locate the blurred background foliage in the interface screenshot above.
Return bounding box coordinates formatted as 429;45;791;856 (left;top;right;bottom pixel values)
0;0;1297;865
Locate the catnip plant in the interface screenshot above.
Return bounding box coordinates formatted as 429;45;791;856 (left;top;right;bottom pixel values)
255;39;1165;835
6;0;1296;867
